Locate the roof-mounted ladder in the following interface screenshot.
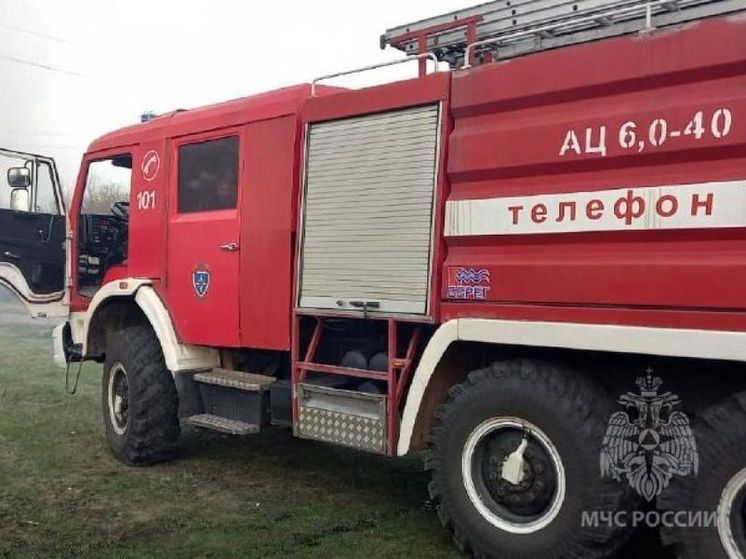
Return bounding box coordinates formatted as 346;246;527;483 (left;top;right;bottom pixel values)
382;0;746;68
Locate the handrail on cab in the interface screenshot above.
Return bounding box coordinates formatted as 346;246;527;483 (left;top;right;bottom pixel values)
311;52;440;96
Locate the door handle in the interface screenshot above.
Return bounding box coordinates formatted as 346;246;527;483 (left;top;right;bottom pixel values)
3;251;20;260
219;242;239;252
348;300;381;318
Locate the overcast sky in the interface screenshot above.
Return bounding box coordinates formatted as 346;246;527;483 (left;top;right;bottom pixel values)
0;0;474;194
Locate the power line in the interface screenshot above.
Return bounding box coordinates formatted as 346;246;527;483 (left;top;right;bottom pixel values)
25;145;82;151
0;130;88;140
0;53;84;77
0;21;78;47
0;141;82;151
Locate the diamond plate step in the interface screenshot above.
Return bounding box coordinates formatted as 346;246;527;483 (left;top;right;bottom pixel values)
194;368;276;392
183;414;260;435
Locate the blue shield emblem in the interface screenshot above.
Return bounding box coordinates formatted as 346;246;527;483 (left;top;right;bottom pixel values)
193;269;210;298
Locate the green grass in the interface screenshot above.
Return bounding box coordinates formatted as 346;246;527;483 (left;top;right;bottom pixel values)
0;304;664;559
0;307;458;559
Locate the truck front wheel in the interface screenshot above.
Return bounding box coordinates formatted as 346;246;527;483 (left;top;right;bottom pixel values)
426;359;633;559
102;325;180;465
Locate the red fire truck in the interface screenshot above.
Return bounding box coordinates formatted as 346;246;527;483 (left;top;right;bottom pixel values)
1;1;745;557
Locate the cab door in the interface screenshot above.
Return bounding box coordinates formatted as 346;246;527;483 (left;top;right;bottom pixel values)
0;149;66;316
166;130;242;347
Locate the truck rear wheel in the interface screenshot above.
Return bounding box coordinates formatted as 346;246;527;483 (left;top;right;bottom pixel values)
102;325;180;465
660;392;746;558
426;359;633;559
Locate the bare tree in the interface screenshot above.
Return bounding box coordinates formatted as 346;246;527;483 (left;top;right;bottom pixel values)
81;182;128;214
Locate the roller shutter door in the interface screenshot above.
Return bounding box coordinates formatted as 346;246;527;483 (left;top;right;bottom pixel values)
299;104;440;315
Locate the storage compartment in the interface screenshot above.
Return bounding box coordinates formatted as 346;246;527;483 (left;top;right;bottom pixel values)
299;104;441;316
296;383;387;455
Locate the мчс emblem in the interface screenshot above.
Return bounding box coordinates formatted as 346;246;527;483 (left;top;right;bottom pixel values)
600;369;698;501
192;265;211;298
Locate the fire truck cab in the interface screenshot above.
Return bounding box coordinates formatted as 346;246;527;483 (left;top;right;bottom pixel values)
3;2;746;558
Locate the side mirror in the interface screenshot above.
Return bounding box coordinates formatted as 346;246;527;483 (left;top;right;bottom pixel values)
10;188;30;211
7;167;31;189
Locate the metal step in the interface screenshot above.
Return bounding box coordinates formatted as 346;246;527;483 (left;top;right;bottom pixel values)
382;0;746;66
194;368;276;392
183;414;260;435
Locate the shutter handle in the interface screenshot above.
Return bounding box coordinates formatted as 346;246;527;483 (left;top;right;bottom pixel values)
349;300;381;318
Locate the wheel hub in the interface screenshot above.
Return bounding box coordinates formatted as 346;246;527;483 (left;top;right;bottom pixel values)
462;417;566;535
108;363;129;435
483;432;558;518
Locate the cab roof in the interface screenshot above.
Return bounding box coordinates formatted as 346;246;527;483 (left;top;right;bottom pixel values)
87;83;345;153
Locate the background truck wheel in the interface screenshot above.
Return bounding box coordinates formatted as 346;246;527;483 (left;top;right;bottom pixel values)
426;359;634;559
660;392;746;559
102;325;180;465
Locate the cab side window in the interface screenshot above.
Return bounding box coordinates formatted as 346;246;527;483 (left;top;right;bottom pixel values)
178;136;239;213
34;162;61;214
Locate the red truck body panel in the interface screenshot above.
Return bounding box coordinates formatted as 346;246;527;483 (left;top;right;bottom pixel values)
76;13;746;352
443;15;746;331
238;115;299;350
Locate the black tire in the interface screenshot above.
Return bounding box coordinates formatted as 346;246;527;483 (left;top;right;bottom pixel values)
102;325;180;465
426;359;635;559
660;392;746;559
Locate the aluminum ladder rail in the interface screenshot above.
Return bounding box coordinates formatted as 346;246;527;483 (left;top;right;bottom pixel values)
382;0;746;67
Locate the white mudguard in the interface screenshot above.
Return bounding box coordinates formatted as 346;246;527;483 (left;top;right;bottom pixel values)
397;318;746;455
63;279;218;373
